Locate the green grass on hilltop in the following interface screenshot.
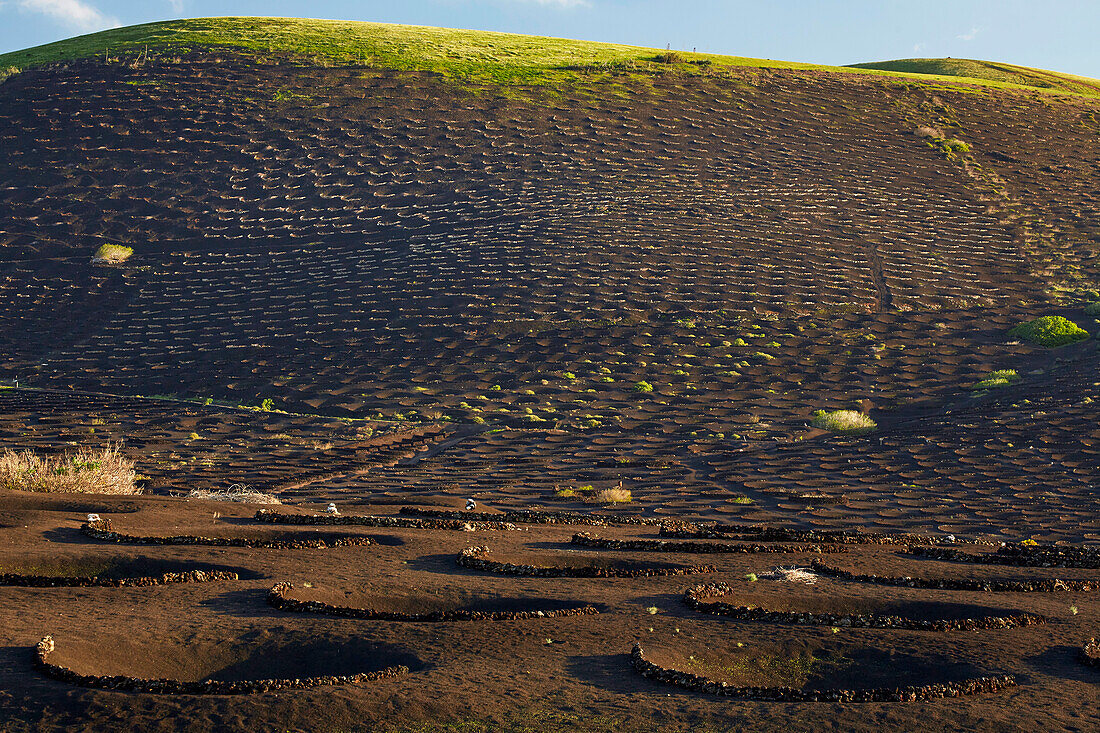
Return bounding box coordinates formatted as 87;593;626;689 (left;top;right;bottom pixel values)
849;58;1100;97
1;17;1098;96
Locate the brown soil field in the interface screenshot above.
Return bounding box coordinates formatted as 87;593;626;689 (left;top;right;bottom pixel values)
0;41;1098;732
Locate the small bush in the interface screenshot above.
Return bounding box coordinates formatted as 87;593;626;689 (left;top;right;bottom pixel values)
811;409;876;436
585;488;632;504
0;445;138;494
1009;316;1089;347
654;51;683;64
941;138;971;154
633;380;654;393
1084;302;1100;316
92;244;133;264
973;369;1020;390
0;66;19;84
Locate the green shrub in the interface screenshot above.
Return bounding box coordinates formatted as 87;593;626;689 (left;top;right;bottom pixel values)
1008;316;1089;347
973;369;1020;390
811;409;877;435
91;244;133;264
1084;302;1100;316
633;380;654;393
941;138;971;154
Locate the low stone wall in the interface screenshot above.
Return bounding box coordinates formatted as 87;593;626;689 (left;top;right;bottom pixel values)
660;523;992;547
82;519;372;549
400;506;664;526
1082;639;1100;668
254;509;521;532
809;560;1099;592
457;546;717;578
267;581;601;621
682;582;1047;631
630;642;1017;702
33;635;408;695
570;532;846;555
0;569;238;587
907;545;1100;569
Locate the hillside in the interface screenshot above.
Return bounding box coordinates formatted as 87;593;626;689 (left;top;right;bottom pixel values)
850;57;1100;96
0;21;1098;730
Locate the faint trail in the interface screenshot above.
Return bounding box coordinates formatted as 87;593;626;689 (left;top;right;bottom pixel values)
273;426;481;493
864;237;893;312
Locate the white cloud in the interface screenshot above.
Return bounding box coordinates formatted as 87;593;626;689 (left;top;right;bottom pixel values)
913;43;925;54
18;0;119;32
956;26;981;41
167;0;184;13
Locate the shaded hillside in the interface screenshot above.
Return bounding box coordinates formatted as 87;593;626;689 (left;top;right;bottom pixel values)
0;20;1098;536
850;57;1100;97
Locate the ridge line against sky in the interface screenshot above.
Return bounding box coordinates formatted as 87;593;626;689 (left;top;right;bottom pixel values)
0;0;1097;79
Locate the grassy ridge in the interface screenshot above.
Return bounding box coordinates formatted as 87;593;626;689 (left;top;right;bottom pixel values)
850;58;1100;97
2;17;1099;96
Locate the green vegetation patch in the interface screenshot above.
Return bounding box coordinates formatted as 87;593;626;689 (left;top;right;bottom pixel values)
972;369;1020;391
92;244;133;264
811;409;877;436
1009;316;1089;347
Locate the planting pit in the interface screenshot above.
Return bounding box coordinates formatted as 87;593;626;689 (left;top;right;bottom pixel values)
36;628;420;694
0;554;254;585
457;545;716;577
684;582;1046;630
270;581;601;620
634;638;1016;701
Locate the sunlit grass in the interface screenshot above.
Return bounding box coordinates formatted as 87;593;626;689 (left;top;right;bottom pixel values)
850;57;1100;97
1;17;1096;96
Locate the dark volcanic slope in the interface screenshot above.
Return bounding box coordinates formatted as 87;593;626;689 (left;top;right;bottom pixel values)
0;53;1099;538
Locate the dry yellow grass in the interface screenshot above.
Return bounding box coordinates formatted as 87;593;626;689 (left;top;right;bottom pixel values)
585;488;632;504
0;444;139;494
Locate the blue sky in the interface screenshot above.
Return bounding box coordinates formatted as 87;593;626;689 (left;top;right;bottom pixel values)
2;1;1098;78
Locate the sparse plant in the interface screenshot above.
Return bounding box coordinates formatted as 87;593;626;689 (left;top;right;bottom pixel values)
1009;316;1089;347
811;409;876;435
653;51;683;64
91;244;133;264
1085;302;1100;316
585;487;632;504
0;444;138;494
633;380;654;393
186;484;281;504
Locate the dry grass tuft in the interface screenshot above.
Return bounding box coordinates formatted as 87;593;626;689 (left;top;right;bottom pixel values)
585;487;632;504
0;444;139;494
811;409;877;436
186;485;281;504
